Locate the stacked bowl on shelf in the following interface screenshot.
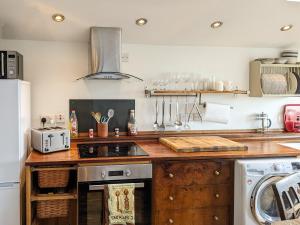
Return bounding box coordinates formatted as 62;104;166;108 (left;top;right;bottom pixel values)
281;50;298;64
256;49;299;64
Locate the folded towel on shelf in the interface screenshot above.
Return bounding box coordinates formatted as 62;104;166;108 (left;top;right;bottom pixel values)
272;219;300;225
104;183;135;225
203;102;231;124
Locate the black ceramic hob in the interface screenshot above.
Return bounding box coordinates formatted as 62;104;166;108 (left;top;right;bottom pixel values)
77;142;149;158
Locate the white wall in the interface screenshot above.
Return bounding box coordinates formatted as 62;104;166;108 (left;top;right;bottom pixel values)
0;39;299;131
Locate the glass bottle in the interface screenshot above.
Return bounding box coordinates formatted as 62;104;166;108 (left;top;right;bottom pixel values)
69;110;78;138
128;109;138;136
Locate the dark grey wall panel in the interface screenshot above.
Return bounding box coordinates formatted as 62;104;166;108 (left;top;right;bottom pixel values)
69;99;135;132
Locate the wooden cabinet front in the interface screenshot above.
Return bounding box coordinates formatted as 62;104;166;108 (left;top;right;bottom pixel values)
152;160;234;225
154;160;232;186
155;183;232;210
155;207;230;225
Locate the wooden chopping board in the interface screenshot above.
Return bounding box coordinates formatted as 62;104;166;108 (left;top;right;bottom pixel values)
159;136;248;152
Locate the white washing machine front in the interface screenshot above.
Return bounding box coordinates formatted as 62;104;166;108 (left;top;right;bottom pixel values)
234;158;300;225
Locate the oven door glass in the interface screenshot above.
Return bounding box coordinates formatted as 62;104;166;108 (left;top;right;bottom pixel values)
78;179;151;225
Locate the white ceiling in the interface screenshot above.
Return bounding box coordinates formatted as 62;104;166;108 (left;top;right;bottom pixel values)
1;0;300;47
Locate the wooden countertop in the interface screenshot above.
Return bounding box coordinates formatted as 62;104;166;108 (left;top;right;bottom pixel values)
25;139;300;166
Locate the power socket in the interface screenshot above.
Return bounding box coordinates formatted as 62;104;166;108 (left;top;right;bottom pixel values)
40;114;65;127
55;114;65;124
40;115;55;127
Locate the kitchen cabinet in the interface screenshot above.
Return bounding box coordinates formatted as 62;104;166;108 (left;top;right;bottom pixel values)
25;137;300;225
155;207;230;225
152;160;234;225
26;166;77;225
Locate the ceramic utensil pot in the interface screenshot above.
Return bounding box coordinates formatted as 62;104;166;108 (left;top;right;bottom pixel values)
97;123;108;138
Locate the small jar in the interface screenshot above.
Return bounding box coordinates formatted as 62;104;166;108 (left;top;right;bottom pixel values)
89;129;94;138
115;128;120;137
223;81;233;91
215;81;224;91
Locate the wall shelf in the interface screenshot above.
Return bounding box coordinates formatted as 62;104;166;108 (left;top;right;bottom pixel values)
145;89;248;97
249;61;300;97
260;63;300;68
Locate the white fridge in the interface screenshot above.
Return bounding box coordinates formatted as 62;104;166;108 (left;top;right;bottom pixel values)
0;80;30;225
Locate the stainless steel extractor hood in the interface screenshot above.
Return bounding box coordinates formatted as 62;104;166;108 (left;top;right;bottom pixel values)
78;27;143;81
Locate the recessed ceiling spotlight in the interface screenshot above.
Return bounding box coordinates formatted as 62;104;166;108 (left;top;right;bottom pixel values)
136;18;148;26
211;21;223;29
280;24;293;31
52;14;65;22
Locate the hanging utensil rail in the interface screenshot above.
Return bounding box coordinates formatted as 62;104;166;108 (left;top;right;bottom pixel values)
145;89;248;97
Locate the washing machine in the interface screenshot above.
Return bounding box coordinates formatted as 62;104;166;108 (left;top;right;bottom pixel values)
234;157;300;225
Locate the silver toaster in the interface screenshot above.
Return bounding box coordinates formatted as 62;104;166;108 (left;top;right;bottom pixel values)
31;127;70;153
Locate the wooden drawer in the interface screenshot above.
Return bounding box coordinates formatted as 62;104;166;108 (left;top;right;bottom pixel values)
154;160;232;187
154;207;230;225
154;183;232;210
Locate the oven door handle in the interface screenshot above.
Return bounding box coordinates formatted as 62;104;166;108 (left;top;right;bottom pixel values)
89;182;145;191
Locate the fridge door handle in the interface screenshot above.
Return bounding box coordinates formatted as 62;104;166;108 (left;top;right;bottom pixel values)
0;182;18;189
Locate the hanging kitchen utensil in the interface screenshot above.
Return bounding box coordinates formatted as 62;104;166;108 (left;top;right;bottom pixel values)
167;97;175;127
153;97;159;130
175;96;182;129
188;94;202;122
159;96;166;130
184;94;191;129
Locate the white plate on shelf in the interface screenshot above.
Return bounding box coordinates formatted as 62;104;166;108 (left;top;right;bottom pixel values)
261;73;287;94
287;72;298;94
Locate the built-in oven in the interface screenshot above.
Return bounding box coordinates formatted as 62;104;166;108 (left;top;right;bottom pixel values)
78;163;152;225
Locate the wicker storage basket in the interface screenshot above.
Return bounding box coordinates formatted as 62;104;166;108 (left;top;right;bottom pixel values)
36;199;69;219
38;170;70;188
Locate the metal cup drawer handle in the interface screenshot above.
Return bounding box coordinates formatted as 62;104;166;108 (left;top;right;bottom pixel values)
214;216;219;221
169;218;174;224
169;196;174;201
214;170;220;176
215;193;220;199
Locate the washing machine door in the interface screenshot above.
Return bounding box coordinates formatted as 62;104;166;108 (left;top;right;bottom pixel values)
251;175;286;224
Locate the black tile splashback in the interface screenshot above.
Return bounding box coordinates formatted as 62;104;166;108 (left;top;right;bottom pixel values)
69;99;135;133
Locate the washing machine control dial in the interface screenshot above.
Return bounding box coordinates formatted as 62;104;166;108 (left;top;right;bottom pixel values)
273;163;282;171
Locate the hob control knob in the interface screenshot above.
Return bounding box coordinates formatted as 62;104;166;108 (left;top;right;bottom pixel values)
101;171;106;178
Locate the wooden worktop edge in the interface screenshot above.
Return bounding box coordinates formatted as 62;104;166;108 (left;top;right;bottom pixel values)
71;129;300;142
